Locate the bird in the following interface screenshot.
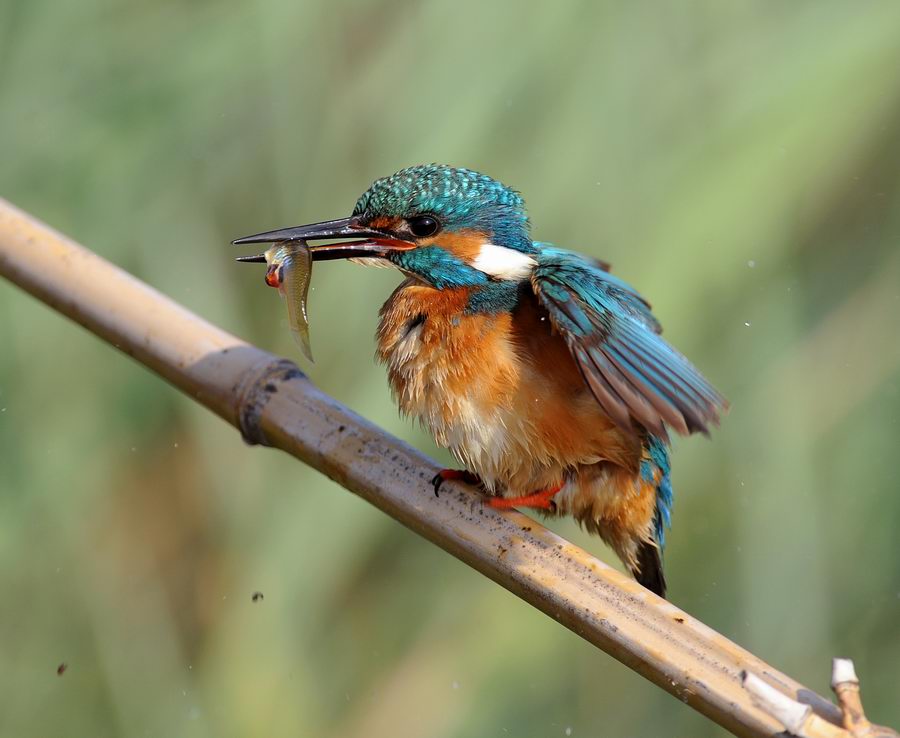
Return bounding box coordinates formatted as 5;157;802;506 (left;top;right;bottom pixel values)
233;164;727;597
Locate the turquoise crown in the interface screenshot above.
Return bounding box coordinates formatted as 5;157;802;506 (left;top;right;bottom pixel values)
353;164;533;252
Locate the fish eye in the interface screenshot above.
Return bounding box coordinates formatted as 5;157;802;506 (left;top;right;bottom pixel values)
407;215;441;238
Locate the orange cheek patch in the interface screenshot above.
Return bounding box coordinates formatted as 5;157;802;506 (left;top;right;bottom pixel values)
430;230;491;263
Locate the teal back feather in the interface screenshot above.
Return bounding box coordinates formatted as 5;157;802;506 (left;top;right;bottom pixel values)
640;435;673;547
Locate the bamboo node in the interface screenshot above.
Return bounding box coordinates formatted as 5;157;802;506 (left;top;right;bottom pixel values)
236;357;305;446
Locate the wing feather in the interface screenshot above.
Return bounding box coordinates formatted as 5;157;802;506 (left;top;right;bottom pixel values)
533;249;727;437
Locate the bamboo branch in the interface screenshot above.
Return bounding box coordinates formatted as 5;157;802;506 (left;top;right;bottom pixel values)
0;197;884;738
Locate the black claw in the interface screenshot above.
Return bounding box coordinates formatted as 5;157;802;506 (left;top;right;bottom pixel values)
431;469;483;498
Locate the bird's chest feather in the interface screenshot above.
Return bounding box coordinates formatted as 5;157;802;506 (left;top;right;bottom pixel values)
376;280;637;490
376;281;521;484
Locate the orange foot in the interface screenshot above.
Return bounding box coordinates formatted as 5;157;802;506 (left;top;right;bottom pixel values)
431;469;484;497
488;482;563;512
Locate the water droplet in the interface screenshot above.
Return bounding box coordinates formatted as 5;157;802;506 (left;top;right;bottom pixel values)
451;680;460;690
743;321;751;327
565;728;573;736
747;260;756;268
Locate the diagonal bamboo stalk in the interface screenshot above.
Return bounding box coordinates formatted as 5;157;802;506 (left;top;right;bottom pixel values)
0;197;853;738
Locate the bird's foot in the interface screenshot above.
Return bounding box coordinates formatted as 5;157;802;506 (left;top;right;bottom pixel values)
487;482;563;512
431;469;484;497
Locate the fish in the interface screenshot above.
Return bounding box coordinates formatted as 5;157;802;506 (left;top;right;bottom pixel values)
263;240;314;361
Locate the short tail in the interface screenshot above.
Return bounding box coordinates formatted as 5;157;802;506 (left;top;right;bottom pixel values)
632;541;667;598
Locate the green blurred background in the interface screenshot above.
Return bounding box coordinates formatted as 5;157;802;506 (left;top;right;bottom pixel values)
1;1;899;736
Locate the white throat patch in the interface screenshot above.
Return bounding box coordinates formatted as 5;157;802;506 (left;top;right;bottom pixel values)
472;243;536;280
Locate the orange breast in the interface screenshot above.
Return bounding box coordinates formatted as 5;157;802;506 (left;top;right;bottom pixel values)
376;280;643;493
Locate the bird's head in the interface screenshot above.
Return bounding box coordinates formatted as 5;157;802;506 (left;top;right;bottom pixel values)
234;165;538;289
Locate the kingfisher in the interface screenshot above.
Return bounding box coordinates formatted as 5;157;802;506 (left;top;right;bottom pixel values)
234;164;727;597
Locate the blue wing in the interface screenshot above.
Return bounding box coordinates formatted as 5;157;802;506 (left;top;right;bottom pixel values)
532;246;727;439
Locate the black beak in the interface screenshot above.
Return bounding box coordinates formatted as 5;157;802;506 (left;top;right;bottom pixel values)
232;216;416;262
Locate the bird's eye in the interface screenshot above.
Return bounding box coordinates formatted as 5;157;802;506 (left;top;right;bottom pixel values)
407;215;441;238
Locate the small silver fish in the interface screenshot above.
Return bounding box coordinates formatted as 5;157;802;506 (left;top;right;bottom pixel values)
264;240;313;361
